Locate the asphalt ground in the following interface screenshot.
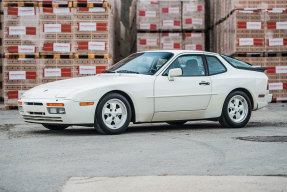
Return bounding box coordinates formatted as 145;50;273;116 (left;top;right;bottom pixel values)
0;103;287;192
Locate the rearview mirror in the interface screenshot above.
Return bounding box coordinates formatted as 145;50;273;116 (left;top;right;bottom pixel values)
168;68;182;81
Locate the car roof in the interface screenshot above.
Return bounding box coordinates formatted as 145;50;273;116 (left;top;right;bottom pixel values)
138;50;219;56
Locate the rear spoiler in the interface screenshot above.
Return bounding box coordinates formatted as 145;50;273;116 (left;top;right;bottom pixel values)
237;66;268;72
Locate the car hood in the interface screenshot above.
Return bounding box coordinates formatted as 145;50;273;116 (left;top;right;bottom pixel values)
22;74;148;99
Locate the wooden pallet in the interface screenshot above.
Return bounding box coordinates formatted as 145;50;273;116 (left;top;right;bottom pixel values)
272;98;287;103
74;53;109;59
38;2;73;8
2;105;18;111
73;2;110;9
231;52;287;57
3;2;37;7
5;53;39;59
39;53;74;59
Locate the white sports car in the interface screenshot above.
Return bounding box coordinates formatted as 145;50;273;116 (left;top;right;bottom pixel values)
18;50;272;134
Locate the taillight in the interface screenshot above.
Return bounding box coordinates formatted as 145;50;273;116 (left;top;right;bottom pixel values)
258;94;265;98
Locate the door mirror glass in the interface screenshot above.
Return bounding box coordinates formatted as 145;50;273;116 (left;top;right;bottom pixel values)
168;68;182;81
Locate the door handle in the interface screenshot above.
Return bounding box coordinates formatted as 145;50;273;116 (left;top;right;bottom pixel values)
199;81;210;85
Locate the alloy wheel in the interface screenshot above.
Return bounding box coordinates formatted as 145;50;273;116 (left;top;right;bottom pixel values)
227;95;248;123
101;99;128;130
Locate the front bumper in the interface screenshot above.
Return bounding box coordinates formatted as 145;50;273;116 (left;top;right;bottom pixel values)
19;98;97;125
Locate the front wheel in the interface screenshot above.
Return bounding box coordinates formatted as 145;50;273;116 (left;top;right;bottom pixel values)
94;93;132;135
219;91;252;128
42;124;69;130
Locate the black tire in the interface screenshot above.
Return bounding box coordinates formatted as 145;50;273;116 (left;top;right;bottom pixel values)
167;121;187;126
94;93;132;135
42;124;69;130
219;91;252;128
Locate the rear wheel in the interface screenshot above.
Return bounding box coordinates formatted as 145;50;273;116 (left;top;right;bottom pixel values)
94;93;132;135
167;121;187;126
219;91;252;128
42;124;69;130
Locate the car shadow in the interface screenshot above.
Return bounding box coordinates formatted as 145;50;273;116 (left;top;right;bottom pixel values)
28;128;99;136
27;121;239;136
26;121;286;136
128;122;224;133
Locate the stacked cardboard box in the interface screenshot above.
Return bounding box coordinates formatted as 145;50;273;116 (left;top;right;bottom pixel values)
160;33;182;50
182;0;205;30
137;33;160;51
136;0;205;52
207;0;287;102
158;0;183;51
159;1;182;30
2;3;40;106
183;32;205;51
234;54;287;102
2;0;113;107
72;5;110;79
137;0;159;31
209;9;287;55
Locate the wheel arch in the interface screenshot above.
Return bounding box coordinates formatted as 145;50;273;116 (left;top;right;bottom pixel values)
228;88;255;109
97;90;136;123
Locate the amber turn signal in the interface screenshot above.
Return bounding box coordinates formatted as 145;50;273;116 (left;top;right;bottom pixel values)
80;102;94;106
18;101;22;105
46;103;65;107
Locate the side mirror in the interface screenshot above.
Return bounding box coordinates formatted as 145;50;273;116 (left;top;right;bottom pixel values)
168;68;182;81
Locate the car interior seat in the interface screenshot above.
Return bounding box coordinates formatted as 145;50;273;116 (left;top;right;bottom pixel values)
184;59;200;76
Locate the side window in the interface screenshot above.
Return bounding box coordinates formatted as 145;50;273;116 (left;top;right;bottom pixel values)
163;55;205;76
206;56;227;75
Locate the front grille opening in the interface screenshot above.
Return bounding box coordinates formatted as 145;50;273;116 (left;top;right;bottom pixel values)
25;102;43;106
22;115;63;122
29;112;45;115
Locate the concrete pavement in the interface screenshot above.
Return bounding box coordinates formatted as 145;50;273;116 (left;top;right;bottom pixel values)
62;176;287;192
0;103;287;192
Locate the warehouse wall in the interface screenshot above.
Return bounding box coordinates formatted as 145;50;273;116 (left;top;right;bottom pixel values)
1;0;286;103
1;1;116;106
0;0;136;105
206;0;287;101
136;0;206;52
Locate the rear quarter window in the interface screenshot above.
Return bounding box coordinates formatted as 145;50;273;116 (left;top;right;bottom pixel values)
221;55;254;68
206;56;227;75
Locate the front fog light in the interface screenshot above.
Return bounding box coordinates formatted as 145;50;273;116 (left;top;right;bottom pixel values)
58;108;65;114
49;108;57;114
48;107;65;114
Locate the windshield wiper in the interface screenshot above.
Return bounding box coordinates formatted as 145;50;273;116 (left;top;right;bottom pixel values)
102;70;116;73
116;70;139;74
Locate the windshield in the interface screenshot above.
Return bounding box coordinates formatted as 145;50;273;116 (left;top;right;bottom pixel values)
104;52;174;75
221;55;254;68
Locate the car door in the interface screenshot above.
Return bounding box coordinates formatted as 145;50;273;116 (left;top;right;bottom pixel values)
153;54;212;121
